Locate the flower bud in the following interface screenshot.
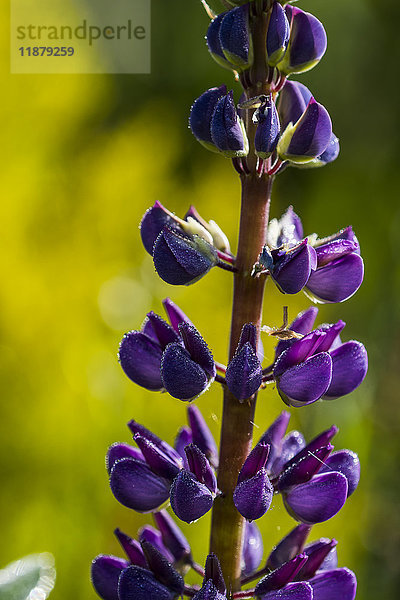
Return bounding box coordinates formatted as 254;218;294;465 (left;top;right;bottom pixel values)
139;540;184;596
161;323;215;401
318;449;360;496
295;133;340;169
277;444;333;491
170;469;214;523
211;91;249;157
277;80;312;131
106;443;144;474
277;98;332;164
174;426;193;467
109;457;171;513
219;5;253;69
128;420;182;464
204;553;226;595
190;86;228;152
233;443;273;520
257;410;290;470
226;323;263;401
139;526;174;564
254;95;281;159
153;227;219;286
134;434;182;480
266;2;290;66
185;444;217;494
277;7;327;75
91;555;129;600
265;239;317;295
140;201;178;255
295;538;338;580
206;14;235;70
193;579;226;600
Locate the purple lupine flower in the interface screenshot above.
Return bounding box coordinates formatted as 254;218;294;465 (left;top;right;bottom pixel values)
267;524;312;570
139;540;185;596
277;81;340;168
161;322;216;400
190;86;228;150
118;299;190;391
308;568;357;600
206;14;234;71
170;468;215;523
139;526;175;564
305;227;364;303
114;528;147;567
254;554;309;597
233;442;273;520
257;410;291;471
211;91;249;157
254;95;281;159
193;554;226;599
272;311;367;406
242;521;263;576
295;538;338;579
91;555;129;600
119;302;216;400
277;97;332;164
226;323;263;401
278;6;327;75
218;4;253;69
266;2;290;67
118;565;177;600
261;207;364;302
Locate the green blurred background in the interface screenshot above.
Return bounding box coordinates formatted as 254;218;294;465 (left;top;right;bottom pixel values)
1;0;399;598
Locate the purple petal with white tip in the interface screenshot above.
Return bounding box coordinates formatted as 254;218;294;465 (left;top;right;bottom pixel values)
284;471;348;524
276;352;333;407
233;468;273;520
267;1;290;66
255;555;308;594
119;332;163;391
319;449;360;496
242;521;263;576
260;581;313;600
282;99;332;162
306;253;364;303
324;341;367;398
170;470;214;523
187;405;218;468
91;555;129;600
161;344;210;401
309;568;357;600
219;5;251;68
118;566;174;600
140;202;176;255
110;458;170;513
278;81;312;131
267;524;312;570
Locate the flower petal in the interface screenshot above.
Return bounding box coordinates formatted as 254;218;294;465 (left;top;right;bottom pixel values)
187;404;218;468
91;555;129;600
277;352;333;407
284;472;348;524
161;344;209;401
140;201;176;256
318;449;360;496
170;470;214;523
242;521;263;576
226;342;262;401
267;524;312;570
260;581;313;600
306;254;364;303
110;458;170;513
233;468;273;520
118;566;174;600
309;568;357;600
324;341;367;398
271;241;317;295
119;331;163;391
255;555;308;594
106;443;144;474
275;306;318;360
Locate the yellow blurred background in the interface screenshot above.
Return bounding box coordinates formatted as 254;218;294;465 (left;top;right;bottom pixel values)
1;0;399;598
